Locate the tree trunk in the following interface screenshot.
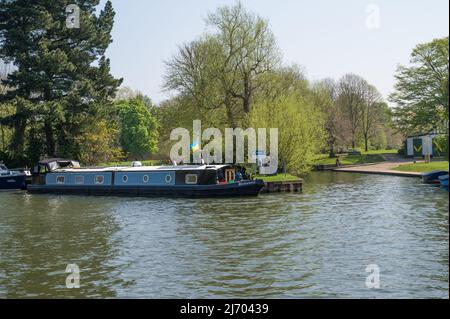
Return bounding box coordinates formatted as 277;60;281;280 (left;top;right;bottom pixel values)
364;134;369;152
243;97;250;114
10;117;26;156
329;144;335;158
9;103;27;158
1;124;5;152
242;77;251;113
225;103;236;129
44;118;55;157
351;128;356;149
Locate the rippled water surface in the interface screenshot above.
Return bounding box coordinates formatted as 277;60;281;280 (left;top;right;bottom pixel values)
0;172;448;298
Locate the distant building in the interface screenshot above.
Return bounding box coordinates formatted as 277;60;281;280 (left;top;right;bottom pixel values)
406;133;444;158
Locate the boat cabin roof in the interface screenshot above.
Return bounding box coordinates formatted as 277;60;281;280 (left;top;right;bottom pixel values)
51;164;233;173
36;158;81;172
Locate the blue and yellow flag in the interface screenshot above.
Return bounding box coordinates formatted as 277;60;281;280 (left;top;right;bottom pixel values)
190;141;200;152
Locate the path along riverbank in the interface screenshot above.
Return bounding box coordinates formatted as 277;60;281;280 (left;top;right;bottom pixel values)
332;154;422;177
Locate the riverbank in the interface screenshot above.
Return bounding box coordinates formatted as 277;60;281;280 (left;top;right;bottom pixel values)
332;153;418;177
390;161;449;173
334;155;448;177
334;165;422;177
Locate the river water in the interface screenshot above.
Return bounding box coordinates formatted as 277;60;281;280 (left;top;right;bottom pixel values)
0;172;448;298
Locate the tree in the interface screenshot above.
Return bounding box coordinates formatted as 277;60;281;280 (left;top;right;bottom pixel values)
248;91;325;175
0;0;122;164
336;74;367;149
164;2;280;127
390;37;449;135
312;79;340;157
360;84;384;152
76;119;121;165
0;62;13;155
117;98;159;159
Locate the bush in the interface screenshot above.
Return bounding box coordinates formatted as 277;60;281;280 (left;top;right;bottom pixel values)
433;135;449;160
248;92;326;175
397;140;407;156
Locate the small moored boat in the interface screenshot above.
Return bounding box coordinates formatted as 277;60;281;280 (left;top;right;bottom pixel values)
421;170;449;185
0;163;28;190
439;174;449;191
27;158;264;197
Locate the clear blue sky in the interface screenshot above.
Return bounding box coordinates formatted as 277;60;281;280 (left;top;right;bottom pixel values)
102;0;449;104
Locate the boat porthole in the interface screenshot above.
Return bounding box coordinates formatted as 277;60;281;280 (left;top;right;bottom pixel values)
165;174;172;184
143;175;149;183
122;175;128;183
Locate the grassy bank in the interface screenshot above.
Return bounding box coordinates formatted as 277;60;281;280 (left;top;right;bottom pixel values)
391;161;449;173
314;153;385;166
313;149;398;166
256;173;300;182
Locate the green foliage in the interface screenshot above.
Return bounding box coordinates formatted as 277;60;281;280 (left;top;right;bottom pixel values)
0;0;122;166
75;119;122;165
248;92;326;175
390;37;449;135
433;135;449;160
370;130;388;150
117;98;159;159
164;2;280;127
256;173;300;182
313;153;385;166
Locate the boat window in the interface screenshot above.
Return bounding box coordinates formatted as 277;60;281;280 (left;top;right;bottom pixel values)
165;174;172;184
95;175;104;185
185;174;198;184
56;176;65;184
75;176;84;185
143;175;149;183
48;162;60;172
122;175;128;183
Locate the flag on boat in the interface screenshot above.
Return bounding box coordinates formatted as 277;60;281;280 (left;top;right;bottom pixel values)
190;141;200;152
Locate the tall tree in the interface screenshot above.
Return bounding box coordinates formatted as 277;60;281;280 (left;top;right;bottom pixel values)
116;98;159;159
336;74;366;149
0;62;11;153
390;37;449;135
0;0;122;164
360;84;384;152
313;79;340;157
164;2;280;127
248;91;325;175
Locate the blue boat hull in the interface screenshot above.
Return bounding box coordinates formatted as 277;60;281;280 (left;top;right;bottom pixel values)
439;176;449;191
27;180;265;198
421;170;449;184
0;174;27;190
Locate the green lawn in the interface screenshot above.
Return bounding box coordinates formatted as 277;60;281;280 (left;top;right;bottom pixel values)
361;149;399;155
391;161;449;173
256;173;300;182
313;153;386;166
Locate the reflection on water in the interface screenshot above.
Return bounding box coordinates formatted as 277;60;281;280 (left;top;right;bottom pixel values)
0;172;448;298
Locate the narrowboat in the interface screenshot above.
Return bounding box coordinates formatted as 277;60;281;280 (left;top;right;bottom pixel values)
0;163;28;190
421;170;449;184
27;158;265;197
